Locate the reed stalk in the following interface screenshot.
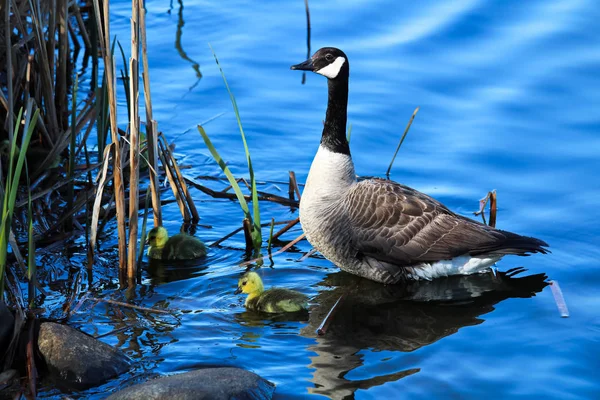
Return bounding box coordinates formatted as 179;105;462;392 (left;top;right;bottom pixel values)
139;2;162;227
127;0;141;282
386;107;420;178
92;0;127;271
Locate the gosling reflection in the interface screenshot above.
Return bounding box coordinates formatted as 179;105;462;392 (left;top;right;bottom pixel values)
302;269;548;399
145;258;209;285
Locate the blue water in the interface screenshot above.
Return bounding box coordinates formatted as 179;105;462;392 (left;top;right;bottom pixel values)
42;0;600;398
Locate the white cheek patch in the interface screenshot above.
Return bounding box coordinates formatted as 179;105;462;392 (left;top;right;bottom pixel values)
315;57;346;79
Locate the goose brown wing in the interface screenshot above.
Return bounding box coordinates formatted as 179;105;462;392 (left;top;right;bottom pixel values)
344;179;548;266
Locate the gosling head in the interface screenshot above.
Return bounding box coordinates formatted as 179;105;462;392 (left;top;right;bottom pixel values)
291;47;348;80
146;226;169;249
234;271;264;296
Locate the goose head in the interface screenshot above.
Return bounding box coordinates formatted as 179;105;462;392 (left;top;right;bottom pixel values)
291;47;349;80
146;226;169;249
235;271;264;296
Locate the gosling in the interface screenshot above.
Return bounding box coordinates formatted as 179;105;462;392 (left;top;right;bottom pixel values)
146;226;207;260
235;271;309;313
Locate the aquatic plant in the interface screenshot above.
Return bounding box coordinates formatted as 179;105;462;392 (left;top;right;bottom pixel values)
197;47;262;253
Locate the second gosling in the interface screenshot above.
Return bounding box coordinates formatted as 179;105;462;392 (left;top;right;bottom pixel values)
235;271;309;313
146;226;207;260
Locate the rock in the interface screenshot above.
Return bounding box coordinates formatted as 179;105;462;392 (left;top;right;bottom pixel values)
37;322;129;388
106;367;275;400
0;301;14;354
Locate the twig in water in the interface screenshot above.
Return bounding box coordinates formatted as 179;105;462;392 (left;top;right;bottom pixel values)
317;294;345;336
210;219;294;247
95;326;131;340
298;248;317;262
267;218;275;255
239;233;306;267
386;107;420;178
271;217;301;241
549;281;569;318
87;297;171;314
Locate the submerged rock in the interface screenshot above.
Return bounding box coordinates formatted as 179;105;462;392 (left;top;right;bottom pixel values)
106;367;275;400
0;301;14;353
37;322;130;388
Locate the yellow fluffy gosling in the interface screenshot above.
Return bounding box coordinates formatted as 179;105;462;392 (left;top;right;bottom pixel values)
146;226;206;260
235;271;309;313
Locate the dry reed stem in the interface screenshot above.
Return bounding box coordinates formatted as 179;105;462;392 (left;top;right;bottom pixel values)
158;138;191;221
386;106;420;178
93;0;127;270
316;294;344;336
139;3;161;226
127;0;141;282
89;143;113;254
162;135;199;221
298;248;317;261
185;177;299;207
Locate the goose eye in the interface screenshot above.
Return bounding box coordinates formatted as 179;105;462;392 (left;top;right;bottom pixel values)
325;54;333;61
242;281;247;286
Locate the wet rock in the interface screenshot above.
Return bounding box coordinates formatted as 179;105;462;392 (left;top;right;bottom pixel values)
106;367;275;400
37;322;129;388
0;301;14;353
0;369;20;399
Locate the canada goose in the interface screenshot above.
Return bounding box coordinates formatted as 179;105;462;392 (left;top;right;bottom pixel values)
290;47;549;284
235;271;309;313
146;226;207;260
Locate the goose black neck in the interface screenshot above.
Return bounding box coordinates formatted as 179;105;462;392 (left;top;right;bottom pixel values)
321;75;350;155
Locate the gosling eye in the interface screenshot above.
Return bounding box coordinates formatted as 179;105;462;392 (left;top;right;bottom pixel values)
242;281;247;286
325;53;333;61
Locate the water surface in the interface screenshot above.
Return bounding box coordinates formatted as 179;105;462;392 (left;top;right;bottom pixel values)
40;0;600;398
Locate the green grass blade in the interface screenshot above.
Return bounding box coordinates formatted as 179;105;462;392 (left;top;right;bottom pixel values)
209;44;261;249
197;125;251;219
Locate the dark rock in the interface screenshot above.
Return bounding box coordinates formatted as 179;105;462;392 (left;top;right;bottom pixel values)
0;369;20;399
106;367;275;400
0;301;14;354
37;322;130;388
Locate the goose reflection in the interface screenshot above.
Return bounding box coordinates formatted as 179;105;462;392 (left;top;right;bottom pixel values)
301;268;548;399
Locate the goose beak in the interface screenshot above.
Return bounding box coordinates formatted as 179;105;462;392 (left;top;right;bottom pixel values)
291;58;314;71
234;287;242;295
